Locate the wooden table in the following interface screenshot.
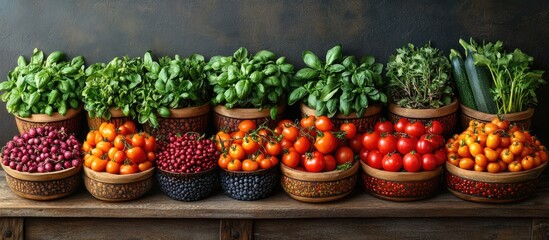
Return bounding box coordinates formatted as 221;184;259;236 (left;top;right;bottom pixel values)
0;171;548;240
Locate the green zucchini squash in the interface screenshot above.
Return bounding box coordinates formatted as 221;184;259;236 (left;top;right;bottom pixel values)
449;49;477;110
463;51;497;114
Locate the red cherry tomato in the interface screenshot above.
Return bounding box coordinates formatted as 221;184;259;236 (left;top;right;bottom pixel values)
378;133;398;155
304;153;325;172
416;139;433;155
340;122;357;139
433;149;447;166
323;155;337;171
405;121;425;138
421;153;437;171
348;133;363;153
427;121;444;135
335;146;354;165
397;135;417;155
394;118;409;133
382;152;403;172
366;150;384;169
362;131;381;151
374;120;394;133
403;151;421;172
359;148;369;163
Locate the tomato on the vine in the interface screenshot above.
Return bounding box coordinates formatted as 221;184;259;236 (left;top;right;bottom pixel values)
282;151;300;168
335;146;354;165
242;159;259;171
228;143;246;160
282;125;300;142
238;120;257;133
227;159;243;171
340;122;357;139
265;141;282;156
314;116;333;132
323;155;337;171
300;115;315;128
314;131;338;154
294;136;311;154
304;153;325;172
242;135;260;154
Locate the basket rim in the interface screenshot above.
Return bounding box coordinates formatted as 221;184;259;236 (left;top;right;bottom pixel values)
220;163;278;175
445;161;547;183
157;165;218;176
299;102;382;118
360;160;442;181
388;98;458;118
214;104;285;119
83;166;154;184
280;161;359;181
1;160;82;181
460;104;534;122
14;107;82;123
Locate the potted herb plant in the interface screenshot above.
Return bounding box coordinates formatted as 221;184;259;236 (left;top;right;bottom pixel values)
205;47;294;132
139;52;211;136
453;38;545;130
288;45;386;133
0;48;86;134
82;56;144;129
386;43;458;136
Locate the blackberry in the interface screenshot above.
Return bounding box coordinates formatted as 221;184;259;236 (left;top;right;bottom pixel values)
220;166;279;201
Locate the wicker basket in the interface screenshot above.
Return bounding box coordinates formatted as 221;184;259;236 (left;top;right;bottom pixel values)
86;107;132;130
280;161;359;203
83;167;154;202
213;105;285;132
300;103;383;133
14;107;84;135
143;103;211;136
460;104;534;130
388;99;459;137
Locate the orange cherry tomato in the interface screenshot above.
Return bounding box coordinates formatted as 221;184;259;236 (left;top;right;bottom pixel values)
227;159;242;171
100;123;117;142
509;141;524;155
282;125;299;142
500;136;511;148
315;116;334;132
126;147;147;163
486;133;501;149
230;131;246;145
459;158;475;170
86;131;97;146
144;136;157;152
500;149;515;164
484;148;499;162
218;153;232;169
114;150;126;164
242;159;259;171
106;161;121;174
138;161;153;172
447;152;460;166
107;147;118;161
120;163;138;175
277;119;293;129
265;141;282;156
521;156;535;170
474;154;488;168
215;131;231;151
131;134;145;148
84;154;94;168
508;161;523;172
483;123;498;135
91;158;108;172
258;158;273;169
486;162;501;173
474;164;485;172
300;115;315;128
242;135;260;155
468;142;482;157
269;156;279;166
238;120;257;133
280;138;294;150
123;121;137;135
91;148;104;158
228;143;246;160
512;131;526;143
147;152;155;161
498;160;507;172
282;151;300;168
82;141;92;152
113;135;126;150
458;144;471;158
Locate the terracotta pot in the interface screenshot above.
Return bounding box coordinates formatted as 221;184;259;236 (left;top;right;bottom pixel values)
213;105;285;132
460;104;534;130
83;167;154;202
360;161;442;201
1;161;82;200
388;98;459;137
143;103;211;136
280;161;359;203
445;161;547;203
86;107;132;130
300;103;383;133
14;107;84;135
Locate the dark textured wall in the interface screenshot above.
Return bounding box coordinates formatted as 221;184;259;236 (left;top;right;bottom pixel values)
1;0;548;146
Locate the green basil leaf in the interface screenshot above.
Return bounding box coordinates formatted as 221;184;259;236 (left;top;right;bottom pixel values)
235;80;251;99
264;76;279;86
360;93;369;108
276;56;286;65
254;50;275;61
326;45;342;65
302;50;322;70
128;73;142;89
268;91;278;103
288;86;307;105
308;94;318;108
315;100;327;116
58;101;67;116
46;51;65;67
44;105;53;116
320;87;339;102
144;51;153;68
270;106;278;120
280;64;294;73
339;97;351;116
327;64;345;73
30;48;44;65
224;88;237;103
379;92;388;103
326;99;338;118
342;56;356;68
295;68;319;80
0;81;13;90
361;56;375;66
158;68;168;82
250;71;264;83
233;47;249;62
17;56;27;67
168;64;181;79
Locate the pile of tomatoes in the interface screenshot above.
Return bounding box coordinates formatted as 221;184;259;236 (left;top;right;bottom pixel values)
446;118;548;173
361;119;446;172
215;120;280;172
278;116;358;172
82;121;157;174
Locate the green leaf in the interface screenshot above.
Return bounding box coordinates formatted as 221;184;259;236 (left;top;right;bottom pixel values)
315;101;327;116
320;87;339;102
360;93;369;108
302;50;322;70
326;99;338;117
30;48;44;65
233;47;249;62
361;56;375;66
342;56;356;68
280;64;294;73
288;86;307;105
0;81;13;90
155;80;166;92
327;64;345;73
268;91;278;102
224;87;237;103
235;80;251;99
308;94;318;108
270;107;278;120
128;74;142;89
264;76;280;86
250;71;264;83
144;51;153;68
159;68;168;82
326;45;342;65
254;50;275;61
339;97;351;116
17;56;27;67
295;68;319;80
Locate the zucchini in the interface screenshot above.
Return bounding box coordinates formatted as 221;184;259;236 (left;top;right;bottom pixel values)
450;49;477;110
463;50;497;114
